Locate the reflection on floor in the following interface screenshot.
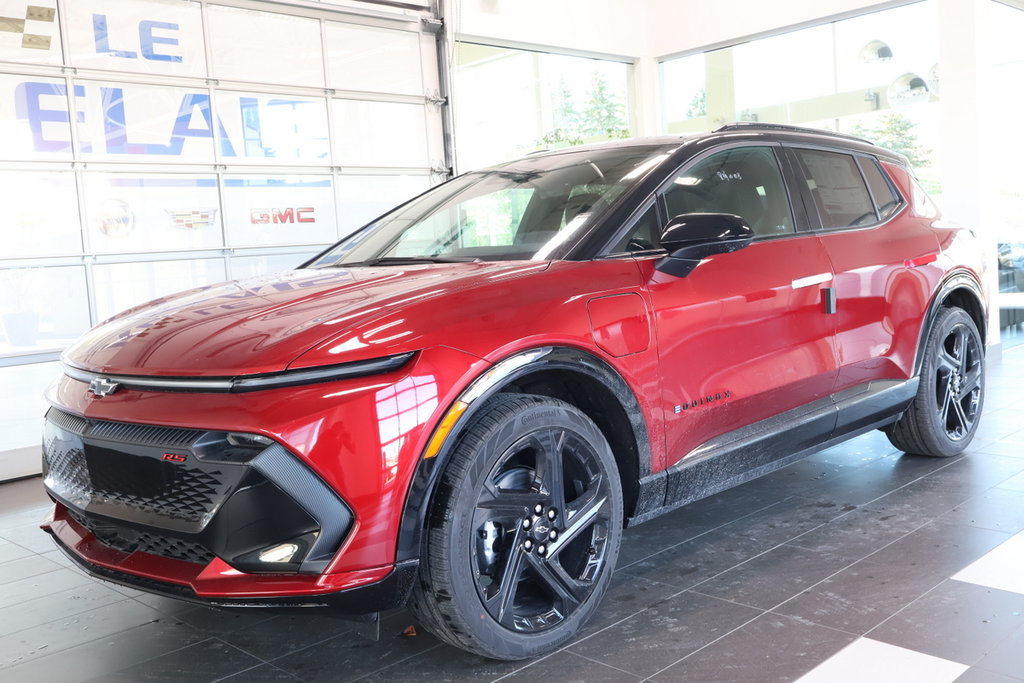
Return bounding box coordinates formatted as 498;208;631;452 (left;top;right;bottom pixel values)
1;349;1023;682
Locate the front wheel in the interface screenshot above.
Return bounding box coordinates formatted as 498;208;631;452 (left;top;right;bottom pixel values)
886;306;985;457
411;394;623;660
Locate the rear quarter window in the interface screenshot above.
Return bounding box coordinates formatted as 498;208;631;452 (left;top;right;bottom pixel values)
857;157;902;220
795;149;877;229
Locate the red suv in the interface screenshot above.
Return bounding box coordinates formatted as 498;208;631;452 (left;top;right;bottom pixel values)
41;123;987;659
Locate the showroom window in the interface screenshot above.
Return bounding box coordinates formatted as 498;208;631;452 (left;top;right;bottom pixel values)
0;0;445;475
660;1;941;200
454;42;634;171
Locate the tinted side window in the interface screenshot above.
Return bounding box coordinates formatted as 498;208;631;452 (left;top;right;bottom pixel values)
796;149;876;229
857;157;902;220
663;147;795;238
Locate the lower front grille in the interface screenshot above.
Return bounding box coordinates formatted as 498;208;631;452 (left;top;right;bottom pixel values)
68;510;215;565
42;408;242;531
43;406;352;575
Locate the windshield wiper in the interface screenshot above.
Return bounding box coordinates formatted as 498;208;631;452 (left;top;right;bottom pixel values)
359;256;482;266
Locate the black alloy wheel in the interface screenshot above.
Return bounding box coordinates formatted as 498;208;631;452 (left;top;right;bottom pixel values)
411;394;623;660
933;317;983;441
886;306;985;457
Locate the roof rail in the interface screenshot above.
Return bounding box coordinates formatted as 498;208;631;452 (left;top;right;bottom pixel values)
713;122;871;144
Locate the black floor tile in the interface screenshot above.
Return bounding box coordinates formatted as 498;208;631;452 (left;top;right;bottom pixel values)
269;612;441;682
567;590;760;677
938;487;1024;534
785;503;921;561
955;668;1024;683
0;615;210;683
868;580;1024;666
649;612;855;682
773;555;949;634
691;543;854;611
617;526;766;590
862;519;1011;580
501;651;641;682
84;638;263;683
354;643;523;682
0;582;128;638
972;621;1024;680
216;663;302;681
0;539;33;565
0;598;165;668
581;570;682;636
0;553;64;584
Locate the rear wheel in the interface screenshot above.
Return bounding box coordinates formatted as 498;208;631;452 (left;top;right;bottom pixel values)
411;394;623;660
886;306;984;457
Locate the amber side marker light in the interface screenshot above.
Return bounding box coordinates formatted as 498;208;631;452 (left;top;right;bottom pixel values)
424;400;469;458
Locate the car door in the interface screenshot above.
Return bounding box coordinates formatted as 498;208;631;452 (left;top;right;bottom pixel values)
617;144;840;470
785;147;941;396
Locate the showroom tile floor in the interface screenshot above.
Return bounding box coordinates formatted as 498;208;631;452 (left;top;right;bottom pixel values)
2;348;1024;682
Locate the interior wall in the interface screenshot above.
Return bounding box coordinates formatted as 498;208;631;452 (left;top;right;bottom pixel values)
641;0;905;57
453;0;649;57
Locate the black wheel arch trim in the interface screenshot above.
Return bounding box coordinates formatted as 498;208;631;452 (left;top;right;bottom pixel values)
395;346;651;564
914;269;987;376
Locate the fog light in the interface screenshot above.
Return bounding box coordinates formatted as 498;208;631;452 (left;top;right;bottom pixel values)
258;542;300;563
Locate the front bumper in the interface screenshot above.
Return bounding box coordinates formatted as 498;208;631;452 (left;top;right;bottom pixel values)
40;406;413;612
43;507;417;612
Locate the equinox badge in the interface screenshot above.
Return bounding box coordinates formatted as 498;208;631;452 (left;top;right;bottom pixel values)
88;376;120;397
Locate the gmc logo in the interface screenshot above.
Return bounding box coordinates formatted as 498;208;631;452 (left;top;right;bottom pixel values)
250;208;315;224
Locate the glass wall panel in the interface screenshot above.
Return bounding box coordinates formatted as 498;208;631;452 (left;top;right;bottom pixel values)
661;2;941;196
75;80;216;162
336;174;430;233
231;251;320;279
0;74;74;160
0;266;91;354
326;23;423;95
93;258;226;322
455;43;633;171
65;0;206;78
207;5;324;87
222;175;337;247
0;0;62;66
2;170;82;257
0;362;59;456
332;99;429;167
217;91;330;164
82;173;222;253
988;1;1024;346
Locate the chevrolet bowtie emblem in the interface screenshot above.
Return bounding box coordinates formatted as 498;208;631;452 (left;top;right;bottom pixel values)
89;376;120;397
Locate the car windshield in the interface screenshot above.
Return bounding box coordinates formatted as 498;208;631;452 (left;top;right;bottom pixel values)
307;145;673;267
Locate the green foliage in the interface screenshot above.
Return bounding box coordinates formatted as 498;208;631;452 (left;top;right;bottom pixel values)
536;73;630;149
686;88;707;119
857;112;931;168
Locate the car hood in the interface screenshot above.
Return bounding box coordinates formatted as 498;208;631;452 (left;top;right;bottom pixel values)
64;263;548;376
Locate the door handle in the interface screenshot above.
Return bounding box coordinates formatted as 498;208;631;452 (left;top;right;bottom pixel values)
791;272;832;289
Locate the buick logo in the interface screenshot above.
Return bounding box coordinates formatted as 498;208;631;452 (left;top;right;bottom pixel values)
88;377;120;398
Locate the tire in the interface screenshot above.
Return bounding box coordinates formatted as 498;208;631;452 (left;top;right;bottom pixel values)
886;306;985;457
410;393;623;660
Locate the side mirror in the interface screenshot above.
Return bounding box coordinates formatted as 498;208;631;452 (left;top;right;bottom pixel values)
656;213;755;277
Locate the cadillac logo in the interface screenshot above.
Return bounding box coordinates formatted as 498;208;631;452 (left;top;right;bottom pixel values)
88;377;120;398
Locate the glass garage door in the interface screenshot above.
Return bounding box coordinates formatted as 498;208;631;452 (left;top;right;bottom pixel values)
0;0;447;480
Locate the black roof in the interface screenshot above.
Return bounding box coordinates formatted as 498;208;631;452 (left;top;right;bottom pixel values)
521;121;905;167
